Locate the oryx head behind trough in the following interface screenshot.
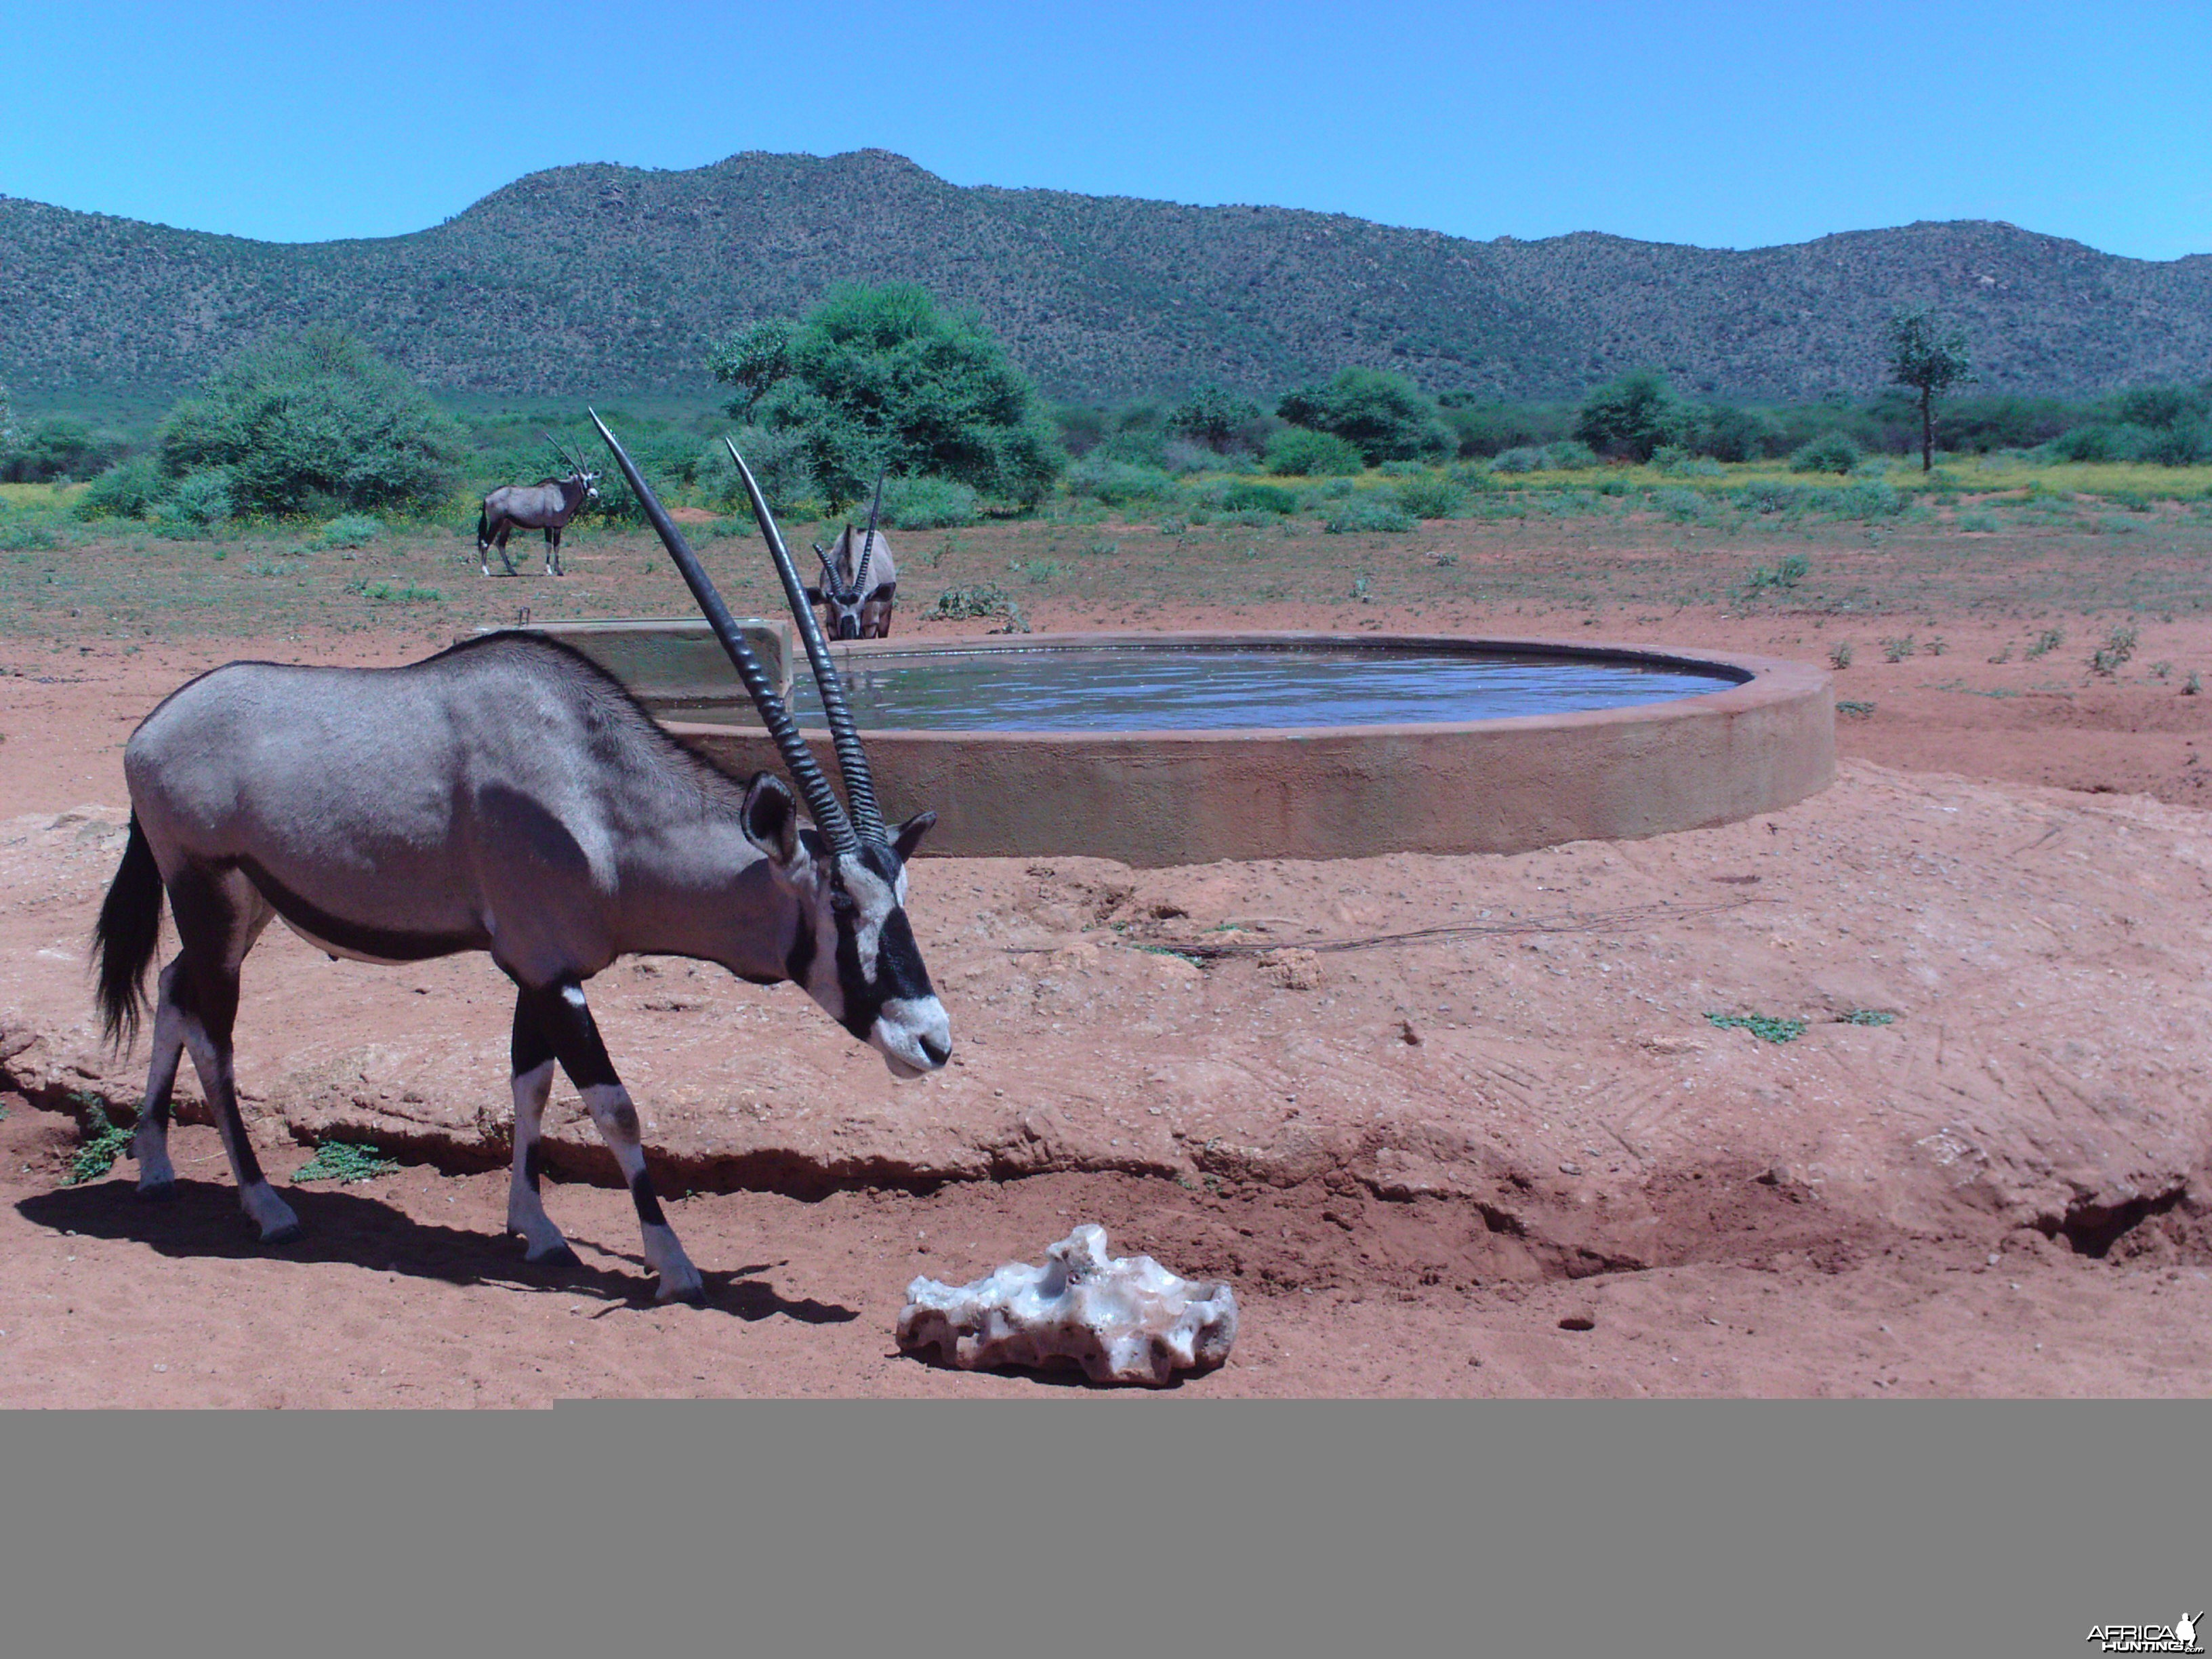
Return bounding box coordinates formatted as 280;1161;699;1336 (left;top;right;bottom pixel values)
798;457;898;640
94;415;947;1302
478;434;600;577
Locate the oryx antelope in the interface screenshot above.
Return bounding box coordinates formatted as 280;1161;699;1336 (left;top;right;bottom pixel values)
477;434;600;577
93;415;948;1302
794;455;897;639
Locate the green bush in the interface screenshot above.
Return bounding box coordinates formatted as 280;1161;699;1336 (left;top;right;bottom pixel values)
1067;456;1177;506
1789;431;1863;474
1263;427;1365;476
1;416;129;484
1276;369;1453;463
1489;445;1544;474
316;512;384;549
76;456;167;520
1392;475;1466;518
158;329;462;516
880;475;979;529
158;468;235;527
702;426;818;516
1221;480;1298;514
1167;386;1265;453
1574;369;1685;461
747;283;1065;509
1543;439;1599;469
1323;496;1415;533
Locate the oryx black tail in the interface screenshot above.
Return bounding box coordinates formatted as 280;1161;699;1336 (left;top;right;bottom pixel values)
94;813;165;1052
476;507;491;548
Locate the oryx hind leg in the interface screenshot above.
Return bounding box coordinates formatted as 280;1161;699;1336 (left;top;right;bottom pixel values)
131;956;192;1200
504;989;577;1267
544;527;562;578
527;981;701;1302
167;865;297;1244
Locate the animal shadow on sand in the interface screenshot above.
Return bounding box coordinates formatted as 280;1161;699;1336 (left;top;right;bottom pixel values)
16;1177;857;1326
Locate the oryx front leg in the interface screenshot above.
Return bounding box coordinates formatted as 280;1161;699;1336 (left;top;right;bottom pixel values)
131;956;190;1200
504;991;576;1267
535;981;700;1302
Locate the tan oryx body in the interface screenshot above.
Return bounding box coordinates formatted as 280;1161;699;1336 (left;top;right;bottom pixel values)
94;420;947;1302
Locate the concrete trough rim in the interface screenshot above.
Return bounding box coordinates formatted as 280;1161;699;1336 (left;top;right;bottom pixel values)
653;630;1835;865
657;629;1809;746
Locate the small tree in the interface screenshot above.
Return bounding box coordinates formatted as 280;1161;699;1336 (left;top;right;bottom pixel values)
706;318;797;419
1276;368;1452;464
158;328;463;515
0;380;16;457
1886;308;1973;473
1574;369;1684;462
1167;386;1263;453
743;283;1063;509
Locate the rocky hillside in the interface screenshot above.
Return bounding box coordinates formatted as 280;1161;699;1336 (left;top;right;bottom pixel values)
3;148;2207;405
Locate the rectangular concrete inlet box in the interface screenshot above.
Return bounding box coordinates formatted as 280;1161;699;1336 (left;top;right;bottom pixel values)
473;617;794;720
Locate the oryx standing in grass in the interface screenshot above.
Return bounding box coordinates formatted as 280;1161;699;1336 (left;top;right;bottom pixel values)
797;456;899;639
478;435;600;577
94;414;948;1303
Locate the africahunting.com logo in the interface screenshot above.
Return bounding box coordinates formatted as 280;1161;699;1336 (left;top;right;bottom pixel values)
2087;1614;2205;1654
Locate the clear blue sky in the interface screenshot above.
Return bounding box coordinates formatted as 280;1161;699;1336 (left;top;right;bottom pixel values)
5;1;2207;259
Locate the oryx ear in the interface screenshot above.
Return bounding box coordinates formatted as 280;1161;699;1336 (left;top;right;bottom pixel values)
890;809;936;863
741;773;801;865
803;586;825;605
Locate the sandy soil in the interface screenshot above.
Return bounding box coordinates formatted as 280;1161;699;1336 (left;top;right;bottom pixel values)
5;514;2212;1401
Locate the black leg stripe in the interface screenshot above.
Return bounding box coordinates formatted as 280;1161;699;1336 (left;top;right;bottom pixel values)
629;1170;667;1229
523;1141;545;1194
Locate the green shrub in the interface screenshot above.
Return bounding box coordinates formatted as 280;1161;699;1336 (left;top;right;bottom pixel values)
1790;432;1863;474
1222;480;1298;514
747;283;1065;509
703;426;819;516
159;327;462;516
1542;439;1600;469
1392;475;1466;518
1652;486;1710;523
1166;386;1265;452
1;416;129;484
880;475;979;529
1276;368;1453;463
77;456;167;520
317;512;384;549
1735;480;1811;514
158;468;235;528
1322;496;1415;533
1574;369;1686;462
1263;427;1365;477
1067;456;1177;506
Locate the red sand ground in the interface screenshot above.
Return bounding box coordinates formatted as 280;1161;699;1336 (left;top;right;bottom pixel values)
4;560;2211;1400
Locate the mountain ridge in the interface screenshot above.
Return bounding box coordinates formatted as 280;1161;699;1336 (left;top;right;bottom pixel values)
3;148;2207;405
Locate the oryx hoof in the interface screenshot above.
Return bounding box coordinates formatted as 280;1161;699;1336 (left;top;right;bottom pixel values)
257;1218;303;1246
655;1269;706;1305
525;1242;581;1270
136;1178;178;1204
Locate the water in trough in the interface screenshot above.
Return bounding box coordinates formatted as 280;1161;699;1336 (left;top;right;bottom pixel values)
767;643;1741;731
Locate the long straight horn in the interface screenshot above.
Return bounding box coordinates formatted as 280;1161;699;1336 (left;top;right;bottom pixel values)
591;411;857;853
859;464;886;589
724;435;885;839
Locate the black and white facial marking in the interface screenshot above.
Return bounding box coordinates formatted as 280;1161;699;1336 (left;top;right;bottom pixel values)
762;798;947;1079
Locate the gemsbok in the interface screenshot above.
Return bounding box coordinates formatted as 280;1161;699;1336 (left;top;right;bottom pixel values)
477;434;600;577
93;414;949;1302
795;455;898;640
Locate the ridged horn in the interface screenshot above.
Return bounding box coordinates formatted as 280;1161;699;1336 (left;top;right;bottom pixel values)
857;465;886;590
590;411;856;853
724;435;886;839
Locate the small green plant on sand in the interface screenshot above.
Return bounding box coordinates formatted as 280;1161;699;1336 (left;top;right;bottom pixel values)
1836;699;1877;717
2024;626;2064;659
1828;642;1853;670
291;1140;399;1185
1706;1013;1806;1044
1740;553;1809;600
64;1094;133;1185
2089;626;2138;677
1837;1010;1896;1027
1881;635;1917;663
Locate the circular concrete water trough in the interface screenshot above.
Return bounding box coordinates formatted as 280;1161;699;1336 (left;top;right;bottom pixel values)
649;632;1833;868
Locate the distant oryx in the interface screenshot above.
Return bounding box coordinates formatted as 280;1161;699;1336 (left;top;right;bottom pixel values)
94;414;947;1303
792;454;897;639
477;434;600;577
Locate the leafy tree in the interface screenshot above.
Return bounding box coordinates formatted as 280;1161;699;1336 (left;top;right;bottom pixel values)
1167;386;1264;452
0;381;15;455
741;283;1064;510
1262;426;1366;476
1574;369;1684;462
1275;368;1452;464
1692;403;1782;463
1886;308;1973;473
706;319;796;419
157;328;463;515
1;416;129;483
